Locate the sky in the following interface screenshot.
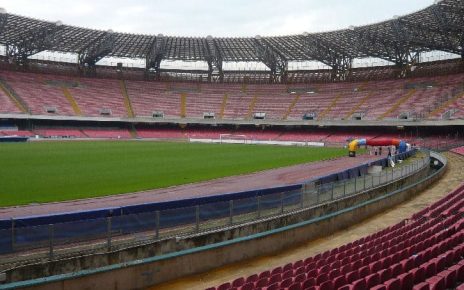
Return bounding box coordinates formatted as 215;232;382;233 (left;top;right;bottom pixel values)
0;0;434;37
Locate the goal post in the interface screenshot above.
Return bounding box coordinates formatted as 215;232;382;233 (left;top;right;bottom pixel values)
219;134;249;144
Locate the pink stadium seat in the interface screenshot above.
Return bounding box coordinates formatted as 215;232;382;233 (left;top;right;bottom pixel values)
410;267;426;284
306;269;318;280
333;275;347;289
232;277;245;288
283;263;293;272
259;270;271;280
438;269;457;289
328;269;340;280
365;273;381;288
217;282;231;290
358;265;370;278
280;277;293;288
269;274;282;285
413;282;430;290
301;278;316;289
245;274;258;284
255;277;269;288
389;263;403;277
316;273;328;285
271;266;283;276
426;275;446;290
287;283;302;290
370;285;387;290
208;183;464;290
398;272;414;290
282;270;293;280
293;260;304;269
318;280;333;290
264;282;280;290
294;267;306;277
239;282;254;290
383;277;401;290
294;273;306;283
423;261;437;278
351;278;368;290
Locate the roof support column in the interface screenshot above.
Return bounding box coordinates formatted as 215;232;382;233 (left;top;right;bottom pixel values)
205;36;223;83
254;36;288;84
145;34;166;80
394;49;420;78
331;55;352;81
78;30;115;77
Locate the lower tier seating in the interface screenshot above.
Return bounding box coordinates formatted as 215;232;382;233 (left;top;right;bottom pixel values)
207;182;464;290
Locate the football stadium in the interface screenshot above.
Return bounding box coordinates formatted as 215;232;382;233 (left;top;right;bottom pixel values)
0;0;463;289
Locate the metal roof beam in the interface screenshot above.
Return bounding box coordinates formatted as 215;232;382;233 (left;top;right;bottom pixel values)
6;20;63;66
78;30;115;76
302;34;353;81
205;36;223;82
397;19;458;54
431;4;464;57
145;34;166;79
254;36;288;83
0;9;7;35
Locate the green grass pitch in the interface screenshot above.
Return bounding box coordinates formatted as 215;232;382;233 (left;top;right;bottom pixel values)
0;141;347;207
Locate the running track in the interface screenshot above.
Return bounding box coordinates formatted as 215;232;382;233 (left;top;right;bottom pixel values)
0;155;383;219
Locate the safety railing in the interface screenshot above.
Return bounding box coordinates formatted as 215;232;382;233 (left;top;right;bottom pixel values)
0;151;430;261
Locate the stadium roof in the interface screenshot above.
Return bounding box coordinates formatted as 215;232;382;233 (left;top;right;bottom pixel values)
0;0;463;81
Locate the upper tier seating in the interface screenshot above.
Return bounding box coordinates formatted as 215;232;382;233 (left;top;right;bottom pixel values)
0;71;76;116
207;183;464;290
1;71;463;121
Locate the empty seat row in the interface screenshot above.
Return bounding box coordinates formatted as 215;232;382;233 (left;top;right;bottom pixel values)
207;183;464;290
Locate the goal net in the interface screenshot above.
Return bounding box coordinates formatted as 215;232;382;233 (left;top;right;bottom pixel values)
219;134;249;144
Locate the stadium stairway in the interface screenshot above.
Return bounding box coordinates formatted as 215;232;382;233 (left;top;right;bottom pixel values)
119;79;135;118
344;92;372;120
79;129;90;138
378;89;417;120
318;93;342;121
62;87;82;116
246;95;259;120
0;78;29;113
428;90;464;119
153;152;464;290
180;93;187;118
282;94;300;120
219;93;228;119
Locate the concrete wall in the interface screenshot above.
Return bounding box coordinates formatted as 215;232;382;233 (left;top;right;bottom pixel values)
1;154;446;290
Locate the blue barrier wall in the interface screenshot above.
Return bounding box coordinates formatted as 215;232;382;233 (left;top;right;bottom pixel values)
0;150;417;254
0;149;416;231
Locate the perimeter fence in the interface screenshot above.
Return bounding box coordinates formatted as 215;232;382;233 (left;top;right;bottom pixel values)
0;149;427;258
